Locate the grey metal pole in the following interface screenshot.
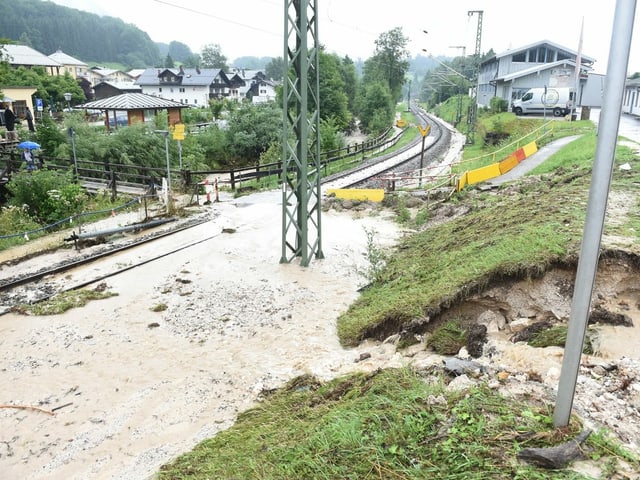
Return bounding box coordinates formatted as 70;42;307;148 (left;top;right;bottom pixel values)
553;0;637;427
164;134;170;190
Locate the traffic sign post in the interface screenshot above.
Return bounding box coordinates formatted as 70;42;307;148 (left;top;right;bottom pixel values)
418;124;431;187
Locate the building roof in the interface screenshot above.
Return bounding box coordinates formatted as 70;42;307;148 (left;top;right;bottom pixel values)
135;67;227;86
127;69;145;79
77;93;188;110
4;44;61;68
48;49;87;66
94;81;142;92
496;59;590;82
493;39;596;65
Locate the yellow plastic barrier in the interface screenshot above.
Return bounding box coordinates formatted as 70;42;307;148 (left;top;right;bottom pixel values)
396;119;408;128
465;163;502;186
457;172;468;191
499;154;519;174
522;141;538;157
326;189;385;202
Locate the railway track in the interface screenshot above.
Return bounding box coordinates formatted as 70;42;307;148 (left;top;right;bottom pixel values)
321;107;453;191
0;111;458;310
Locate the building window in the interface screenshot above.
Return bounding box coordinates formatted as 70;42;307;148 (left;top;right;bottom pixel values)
159;87;163;92
179;87;185;93
537;47;548;63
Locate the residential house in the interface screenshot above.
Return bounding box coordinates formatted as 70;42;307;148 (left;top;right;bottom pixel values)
127;69;146;81
477;40;597;109
134;67;235;106
247;78;278;104
48;50;88;79
228;68;279;102
3;44;62;76
93;81;142;100
87;67;135;89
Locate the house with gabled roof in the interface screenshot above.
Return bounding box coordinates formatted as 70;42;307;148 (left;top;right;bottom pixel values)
247;78;278;104
134;67;235;107
3;44;62;75
48;50;88;79
477;40;597;109
93;81;142;100
87;67;135;89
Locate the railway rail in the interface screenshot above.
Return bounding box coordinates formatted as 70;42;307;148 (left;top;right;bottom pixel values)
0;110;458;310
321;107;453;191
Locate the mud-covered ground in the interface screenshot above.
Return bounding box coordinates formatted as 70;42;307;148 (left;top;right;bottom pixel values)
0;190;638;480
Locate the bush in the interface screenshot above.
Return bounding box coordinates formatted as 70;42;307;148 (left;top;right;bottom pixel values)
489;96;509;114
6;169;88;225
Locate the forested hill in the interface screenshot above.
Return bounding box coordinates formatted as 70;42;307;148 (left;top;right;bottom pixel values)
0;0;161;67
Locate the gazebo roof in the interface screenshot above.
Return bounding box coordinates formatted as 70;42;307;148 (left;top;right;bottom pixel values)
77;93;188;111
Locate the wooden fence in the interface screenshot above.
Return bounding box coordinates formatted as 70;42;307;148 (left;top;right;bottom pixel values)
0;124;404;198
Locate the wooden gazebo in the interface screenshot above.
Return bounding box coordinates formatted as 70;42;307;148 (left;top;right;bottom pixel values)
77;93;189;131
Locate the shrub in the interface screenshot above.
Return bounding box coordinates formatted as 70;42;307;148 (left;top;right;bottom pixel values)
6;169;88;224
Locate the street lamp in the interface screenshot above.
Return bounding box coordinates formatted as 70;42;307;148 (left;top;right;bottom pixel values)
63;92;72;111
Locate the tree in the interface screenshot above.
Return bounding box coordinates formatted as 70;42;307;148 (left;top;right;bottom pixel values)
168;41;192;63
164;54;175;68
339;55;359;115
318;51;350;131
182;53;201;68
200;44;228;69
357;82;394;134
364;27;410;102
265;56;284;81
226;103;282;165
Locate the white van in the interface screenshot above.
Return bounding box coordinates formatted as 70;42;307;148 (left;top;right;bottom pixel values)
512;87;574;117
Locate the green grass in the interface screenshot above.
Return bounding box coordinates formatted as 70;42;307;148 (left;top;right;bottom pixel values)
337;178;587;345
158;368;635;479
11;288;118;315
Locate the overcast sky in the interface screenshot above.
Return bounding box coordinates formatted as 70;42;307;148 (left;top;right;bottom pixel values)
48;0;640;74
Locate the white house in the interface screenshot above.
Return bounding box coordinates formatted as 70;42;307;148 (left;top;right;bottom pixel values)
48;49;88;79
134;67;240;106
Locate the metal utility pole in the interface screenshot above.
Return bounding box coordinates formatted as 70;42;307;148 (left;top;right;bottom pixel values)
466;10;483;145
553;0;637;427
281;0;324;266
449;46;466;57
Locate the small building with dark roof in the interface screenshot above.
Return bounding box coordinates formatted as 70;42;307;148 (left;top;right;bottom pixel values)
76;93;188;131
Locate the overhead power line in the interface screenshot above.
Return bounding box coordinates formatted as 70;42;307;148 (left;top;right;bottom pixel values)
151;0;279;37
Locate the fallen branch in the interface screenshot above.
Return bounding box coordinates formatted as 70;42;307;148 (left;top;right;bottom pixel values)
52;402;73;412
0;404;55;416
517;430;592;469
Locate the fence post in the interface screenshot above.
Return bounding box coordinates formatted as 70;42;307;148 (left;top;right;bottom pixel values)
230;169;236;190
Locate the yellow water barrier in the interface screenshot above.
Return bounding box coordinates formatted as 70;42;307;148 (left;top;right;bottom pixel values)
326;189;385;202
499;153;519;174
465;163;502;186
456;140;540;190
522;141;538;158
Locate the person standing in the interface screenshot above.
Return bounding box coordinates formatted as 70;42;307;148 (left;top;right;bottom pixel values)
22;147;36;172
24;107;35;131
3;104;17;141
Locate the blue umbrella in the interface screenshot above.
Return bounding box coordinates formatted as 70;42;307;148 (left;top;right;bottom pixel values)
18;141;40;150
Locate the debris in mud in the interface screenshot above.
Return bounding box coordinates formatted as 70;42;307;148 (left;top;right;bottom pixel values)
517;430;591;469
589;305;634;327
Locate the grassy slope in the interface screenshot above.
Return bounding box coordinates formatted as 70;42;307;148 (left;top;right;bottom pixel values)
157;112;640;479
